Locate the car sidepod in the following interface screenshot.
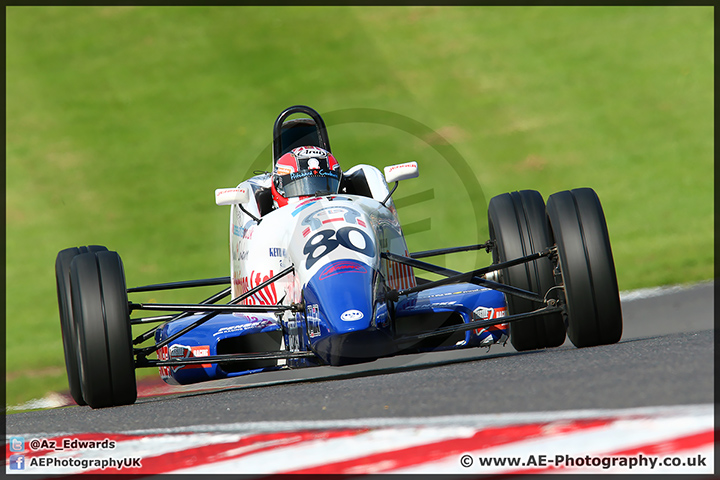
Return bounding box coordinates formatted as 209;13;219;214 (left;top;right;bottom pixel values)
394;284;507;353
154;313;283;385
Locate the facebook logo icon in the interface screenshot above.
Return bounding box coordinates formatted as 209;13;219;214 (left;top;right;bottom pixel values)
9;454;25;470
9;437;24;452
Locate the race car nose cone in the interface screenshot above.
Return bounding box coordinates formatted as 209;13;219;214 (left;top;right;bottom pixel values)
304;259;377;334
303;258;395;365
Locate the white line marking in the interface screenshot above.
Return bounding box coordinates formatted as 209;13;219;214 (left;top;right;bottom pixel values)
10;403;711;439
619;280;712;302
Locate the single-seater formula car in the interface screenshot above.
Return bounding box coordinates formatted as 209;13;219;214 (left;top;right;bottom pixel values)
56;105;623;408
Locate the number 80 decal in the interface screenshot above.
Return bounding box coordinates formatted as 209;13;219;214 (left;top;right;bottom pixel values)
303;226;375;270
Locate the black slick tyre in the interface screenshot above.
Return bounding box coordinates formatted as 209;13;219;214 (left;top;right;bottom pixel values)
55;245;107;406
488;190;566;351
546;188;623;347
70;250;137;408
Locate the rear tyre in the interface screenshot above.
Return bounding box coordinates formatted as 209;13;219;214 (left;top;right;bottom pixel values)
546;188;623;347
55;245;107;406
70;250;137;408
488;190;566;351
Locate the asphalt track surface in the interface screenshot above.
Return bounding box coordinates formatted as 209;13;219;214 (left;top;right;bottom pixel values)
7;282;714;435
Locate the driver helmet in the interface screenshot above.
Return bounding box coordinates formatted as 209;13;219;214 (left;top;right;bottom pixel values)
271;146;341;207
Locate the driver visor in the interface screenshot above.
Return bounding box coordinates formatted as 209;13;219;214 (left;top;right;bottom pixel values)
278;171;340;198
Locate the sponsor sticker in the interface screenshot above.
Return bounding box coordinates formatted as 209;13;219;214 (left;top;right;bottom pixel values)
276;165;293;176
307;304;321;338
300;205;363;231
239;270;279;305
291;197;323;217
473;306;508;343
293;146;328;159
340;309;364;321
318;260;369;280
213;319;273;336
170;344;212;370
215;188;246;198
385;162;417;173
472;306;506;321
158;344;211;377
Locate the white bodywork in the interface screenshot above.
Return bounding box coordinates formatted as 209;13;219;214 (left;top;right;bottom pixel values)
223;165;416;312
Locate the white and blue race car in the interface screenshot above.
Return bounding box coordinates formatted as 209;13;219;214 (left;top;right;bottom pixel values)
56;105;623;408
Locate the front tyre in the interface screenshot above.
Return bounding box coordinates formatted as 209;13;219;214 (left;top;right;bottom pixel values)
55;245;108;406
488;190;566;351
546;188;623;347
70;250;137;408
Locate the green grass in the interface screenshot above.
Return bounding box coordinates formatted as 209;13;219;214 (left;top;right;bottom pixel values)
6;6;713;407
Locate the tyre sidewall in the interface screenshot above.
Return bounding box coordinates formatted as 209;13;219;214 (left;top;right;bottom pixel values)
547;188;622;347
488;190;566;351
55;247;86;406
70;250;136;408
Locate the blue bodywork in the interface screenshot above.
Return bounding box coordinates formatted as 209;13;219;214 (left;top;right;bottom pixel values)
155;269;507;385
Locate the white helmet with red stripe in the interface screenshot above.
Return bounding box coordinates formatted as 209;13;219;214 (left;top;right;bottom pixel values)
271;146;341;207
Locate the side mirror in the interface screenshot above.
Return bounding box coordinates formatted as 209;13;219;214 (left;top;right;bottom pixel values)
384;162;419;183
215;186;250;206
